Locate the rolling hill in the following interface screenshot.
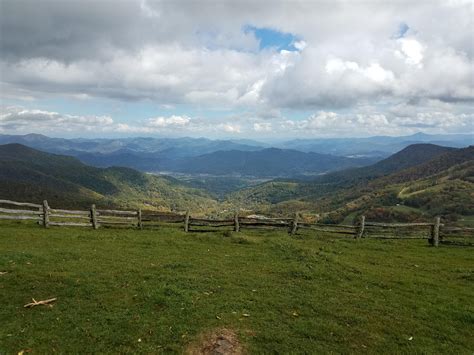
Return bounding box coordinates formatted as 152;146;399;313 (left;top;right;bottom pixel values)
229;144;456;206
229;144;474;222
308;143;456;186
321;160;474;223
0;144;218;213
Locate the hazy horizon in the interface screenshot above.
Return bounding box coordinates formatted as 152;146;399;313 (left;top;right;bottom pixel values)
1;131;473;144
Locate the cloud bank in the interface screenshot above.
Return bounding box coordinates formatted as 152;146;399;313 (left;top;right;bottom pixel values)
0;0;472;137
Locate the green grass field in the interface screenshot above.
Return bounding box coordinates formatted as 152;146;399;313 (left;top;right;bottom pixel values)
0;222;473;354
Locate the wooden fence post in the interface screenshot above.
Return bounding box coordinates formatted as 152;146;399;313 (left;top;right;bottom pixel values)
234;210;240;232
42;200;49;228
184;211;190;232
90;204;98;230
431;216;440;247
356;215;365;240
137;208;143;230
37;205;43;226
290;212;299;235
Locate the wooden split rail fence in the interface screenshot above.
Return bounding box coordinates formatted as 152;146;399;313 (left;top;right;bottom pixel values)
0;199;145;230
0;199;472;247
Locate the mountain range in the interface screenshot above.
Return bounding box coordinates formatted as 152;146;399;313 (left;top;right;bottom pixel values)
1;142;472;224
0;134;263;157
0;133;471;178
0;134;375;177
277;132;473;157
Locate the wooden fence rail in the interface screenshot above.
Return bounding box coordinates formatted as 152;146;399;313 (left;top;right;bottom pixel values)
0;199;473;247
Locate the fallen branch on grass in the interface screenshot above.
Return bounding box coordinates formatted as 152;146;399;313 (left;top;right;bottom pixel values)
0;271;8;275
23;297;57;308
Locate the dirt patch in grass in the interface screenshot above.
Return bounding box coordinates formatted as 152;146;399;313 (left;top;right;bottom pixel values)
186;328;244;355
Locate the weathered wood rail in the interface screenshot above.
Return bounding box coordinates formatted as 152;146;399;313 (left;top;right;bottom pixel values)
0;199;472;247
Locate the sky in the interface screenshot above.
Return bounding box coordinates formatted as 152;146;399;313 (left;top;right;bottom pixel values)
0;0;473;139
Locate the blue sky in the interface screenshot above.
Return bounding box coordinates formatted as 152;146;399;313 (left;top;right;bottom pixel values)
245;25;301;51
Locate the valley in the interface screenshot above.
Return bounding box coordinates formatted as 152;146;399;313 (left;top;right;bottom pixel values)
155;172;270;200
1;136;472;225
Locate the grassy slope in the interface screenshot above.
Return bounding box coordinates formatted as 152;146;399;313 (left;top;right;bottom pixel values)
0;223;473;353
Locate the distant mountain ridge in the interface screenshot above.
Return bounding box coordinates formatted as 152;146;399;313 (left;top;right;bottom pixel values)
0;134;378;177
1;132;471;158
171;148;377;177
277;132;472;157
0;134;265;157
0;133;471;178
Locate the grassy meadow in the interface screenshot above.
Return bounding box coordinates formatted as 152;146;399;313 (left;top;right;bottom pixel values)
0;222;473;354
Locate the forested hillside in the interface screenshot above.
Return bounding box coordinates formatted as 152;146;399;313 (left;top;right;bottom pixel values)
229;144;455;207
0;144;218;213
172;148;376;177
230;145;474;223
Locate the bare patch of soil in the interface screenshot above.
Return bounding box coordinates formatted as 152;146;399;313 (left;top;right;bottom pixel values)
186;328;244;355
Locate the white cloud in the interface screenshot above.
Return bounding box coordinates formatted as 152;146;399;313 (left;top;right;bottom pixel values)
115;123;152;133
304;111;340;130
1;44;291;108
115;115;194;133
325;59;360;74
397;38;425;66
0;106;114;133
253;122;272;132
293;40;307;51
1;103;472;138
282;111;398;136
325;59;394;83
218;123;241;133
148;115;190;128
363;63;395;83
270;102;472;137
